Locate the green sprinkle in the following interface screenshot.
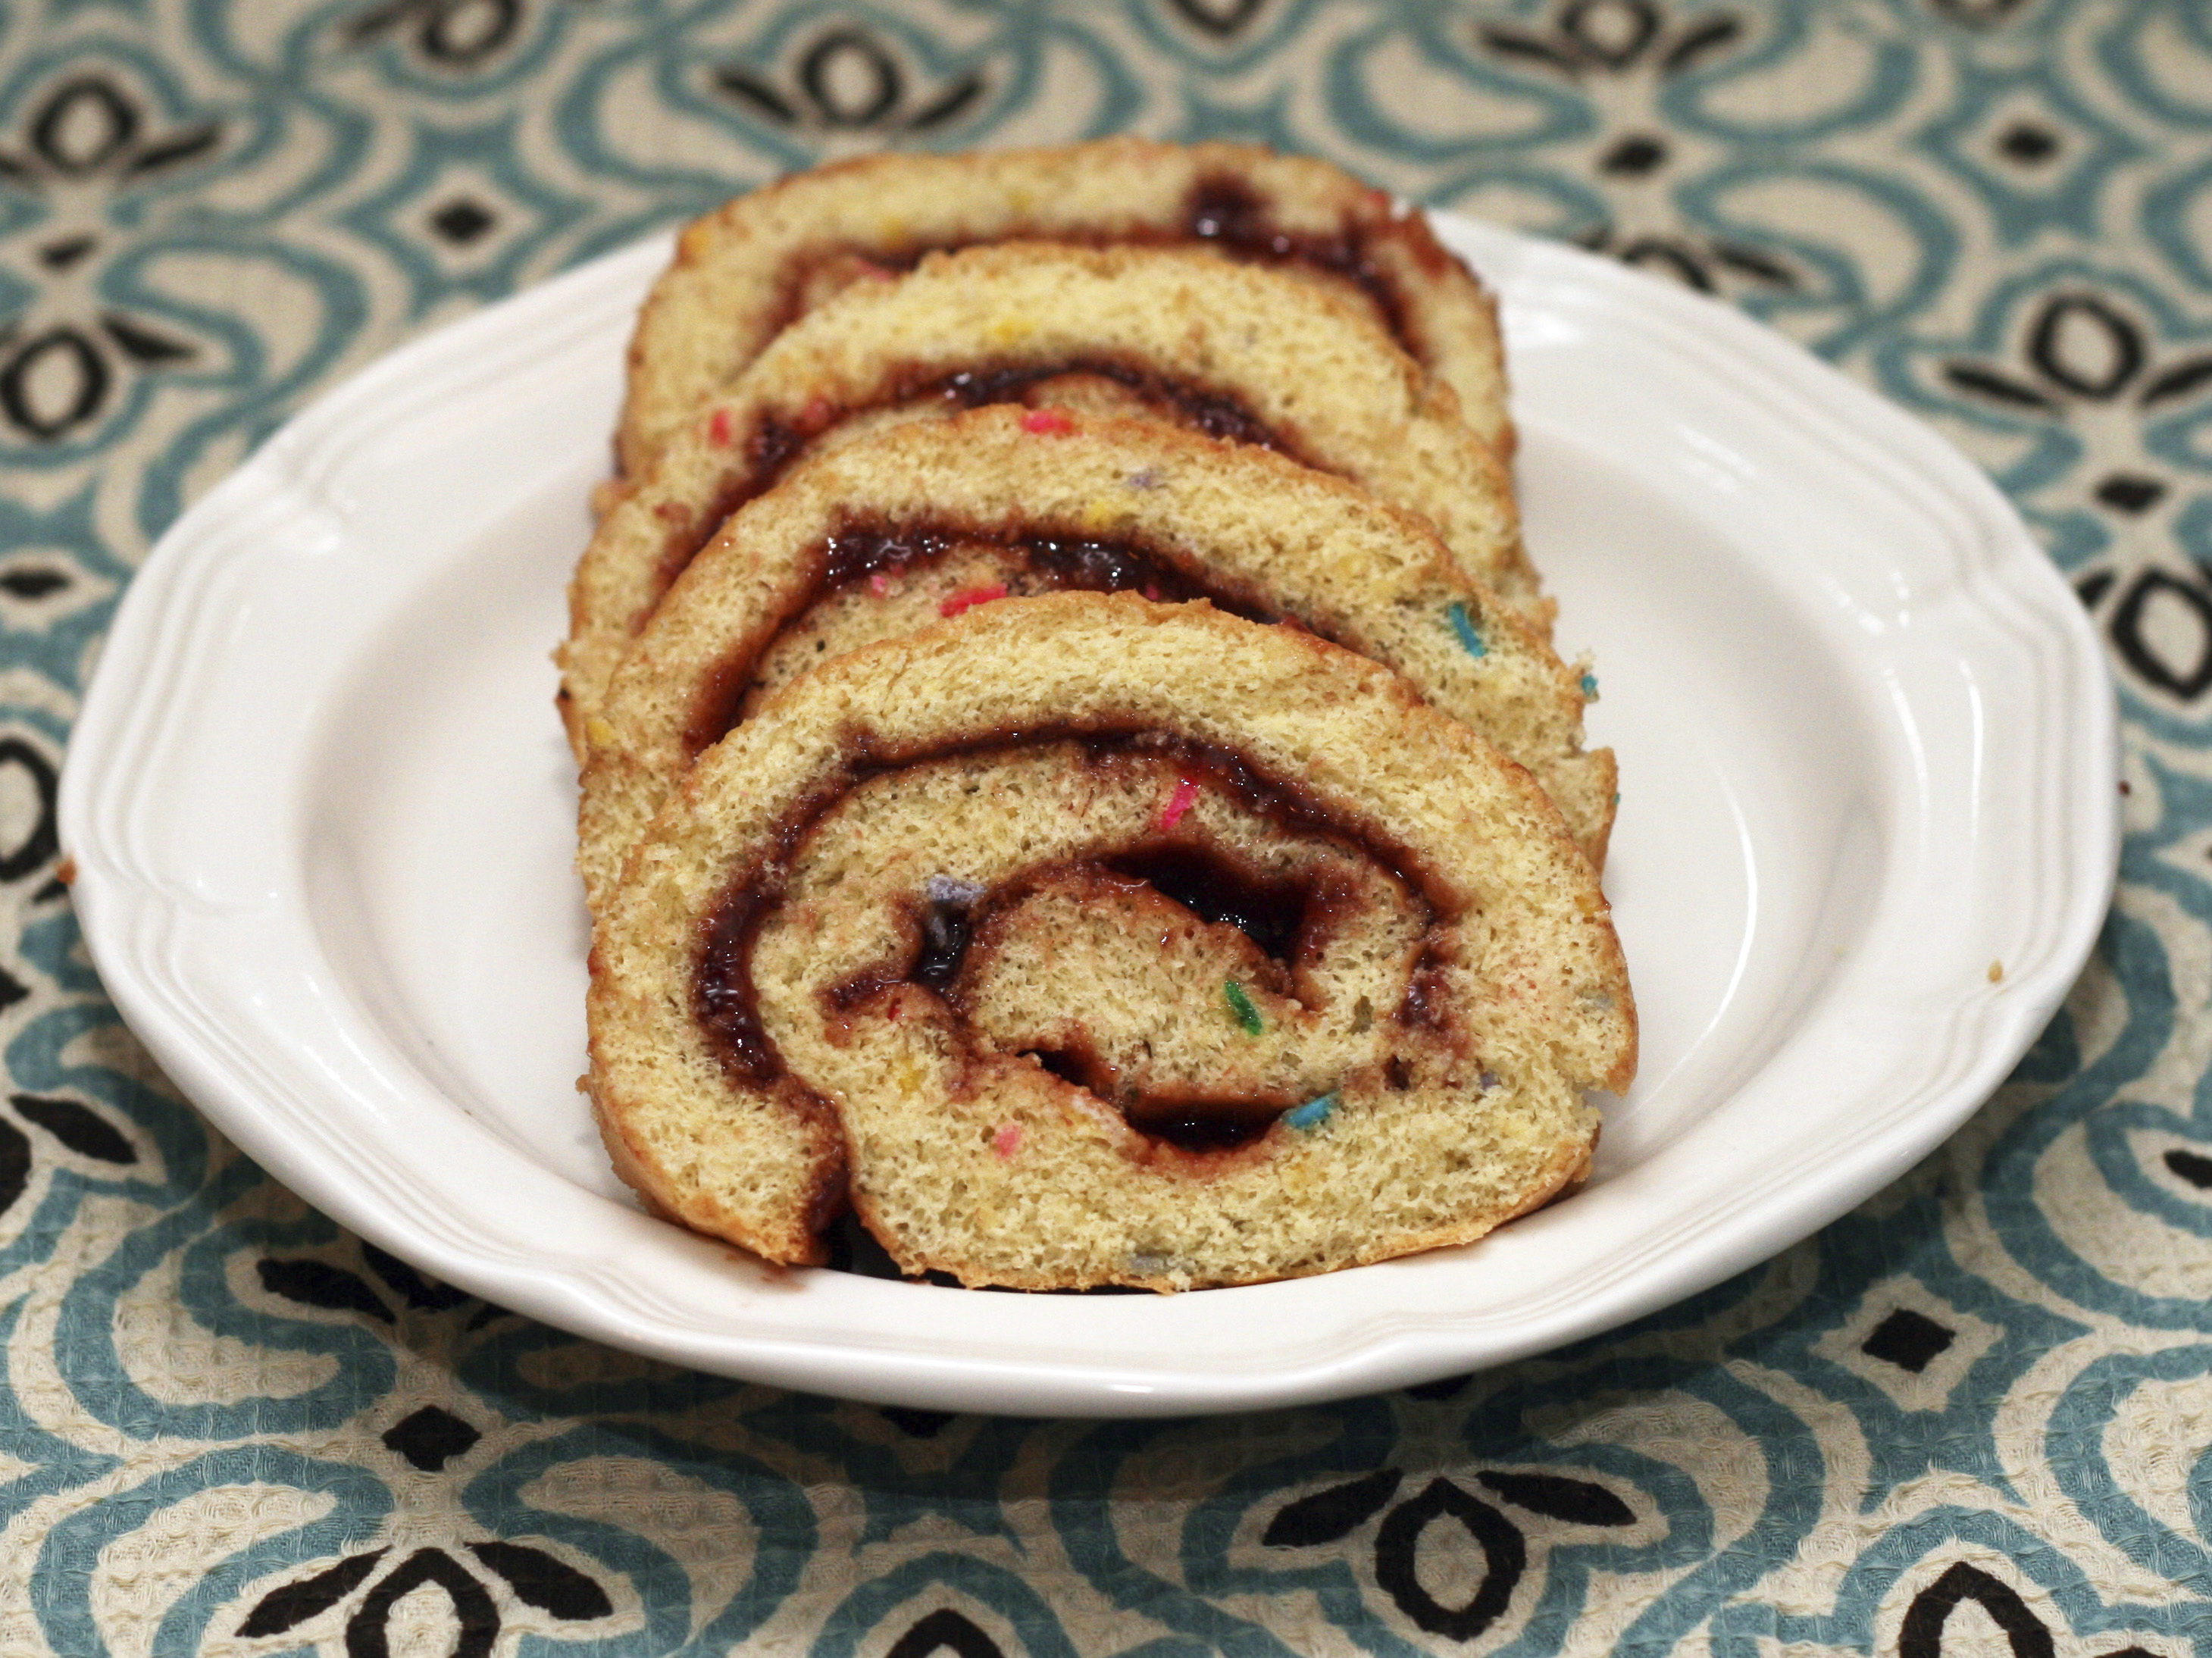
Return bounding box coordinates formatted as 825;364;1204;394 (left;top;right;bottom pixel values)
1224;979;1263;1035
1447;602;1488;659
1284;1093;1337;1131
1580;671;1600;700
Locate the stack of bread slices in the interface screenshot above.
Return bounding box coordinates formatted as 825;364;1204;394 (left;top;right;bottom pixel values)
568;139;1636;1294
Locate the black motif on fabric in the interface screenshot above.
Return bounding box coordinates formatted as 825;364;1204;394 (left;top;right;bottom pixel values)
0;737;58;883
383;1404;482;1471
0;330;107;440
1168;0;1270;37
2110;570;2212;700
1404;1372;1471;1400
1661;14;1743;72
2076;571;2115;608
886;1606;1007;1658
125;121;221;180
347;0;524;69
1477;1469;1635;1526
2031;296;2143;400
36;235;95;272
1998;122;2059;164
0;1116;30;1218
257;1258;396;1323
2164;1147;2212;1189
430;199;496;245
32;77;136;174
1373;1479;1526;1641
715;28;984;134
881;1405;955;1438
98;312;193;364
1598;133;1668;175
1575;224;1793;295
1479;1;1743;80
2140;354;2212;408
1263;1469;1403;1547
11;1093;133;1163
0;70;223;445
467;1541;614;1619
1898;1561;2055;1658
345;1548;499;1658
1861;1307;1957;1373
236;1550;388;1637
1941;361;2055;410
0;73;222;194
2095;474;2165;515
0;966;27;1013
363;1241;471;1311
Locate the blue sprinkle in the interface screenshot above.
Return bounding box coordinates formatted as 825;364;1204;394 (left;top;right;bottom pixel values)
1284;1093;1337;1131
1580;671;1600;700
1447;602;1487;659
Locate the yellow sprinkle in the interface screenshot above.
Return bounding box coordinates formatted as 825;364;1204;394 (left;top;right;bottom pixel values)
1079;496;1118;533
987;314;1035;347
584;717;615;747
1988;960;2004;984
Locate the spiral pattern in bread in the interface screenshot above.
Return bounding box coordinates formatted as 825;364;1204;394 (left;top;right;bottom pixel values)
617;137;1511;476
579;408;1612;920
586;596;1634;1290
561;242;1536;746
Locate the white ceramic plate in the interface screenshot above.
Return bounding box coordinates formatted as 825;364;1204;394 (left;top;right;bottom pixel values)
61;217;2118;1417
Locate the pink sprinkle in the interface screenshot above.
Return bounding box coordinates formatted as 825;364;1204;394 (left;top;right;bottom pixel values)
707;408;733;446
857;259;897;282
1158;776;1201;831
940;583;1008;618
1021;408;1075;436
869;571;891;596
1143;583;1160;602
993;1122;1022;1159
798;395;834;429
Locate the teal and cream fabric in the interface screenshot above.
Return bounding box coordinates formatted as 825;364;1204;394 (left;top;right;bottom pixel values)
3;1;2210;1652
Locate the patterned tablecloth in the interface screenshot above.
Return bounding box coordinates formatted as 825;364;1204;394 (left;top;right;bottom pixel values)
2;0;2207;1653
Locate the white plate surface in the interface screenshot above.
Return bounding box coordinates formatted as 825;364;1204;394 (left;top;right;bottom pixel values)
61;217;2119;1417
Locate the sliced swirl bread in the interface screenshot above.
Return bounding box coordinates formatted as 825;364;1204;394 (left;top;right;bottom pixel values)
579;408;1611;919
563;241;1538;744
587;595;1635;1289
618;136;1511;475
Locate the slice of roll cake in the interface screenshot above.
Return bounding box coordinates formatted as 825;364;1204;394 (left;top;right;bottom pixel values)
618;137;1512;476
579;408;1612;918
562;242;1538;745
587;595;1635;1290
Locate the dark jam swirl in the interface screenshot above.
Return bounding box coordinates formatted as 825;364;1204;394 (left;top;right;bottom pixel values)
681;520;1284;756
693;733;1449;1156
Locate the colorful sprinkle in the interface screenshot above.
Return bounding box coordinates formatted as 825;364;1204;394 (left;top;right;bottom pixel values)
1447;602;1487;659
1581;671;1600;700
1284;1093;1337;1131
1142;583;1161;602
1224;979;1263;1035
868;571;891;596
707;407;733;446
940;583;1009;618
1158;776;1201;831
1127;468;1161;490
993;1121;1023;1159
1021;408;1075;436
